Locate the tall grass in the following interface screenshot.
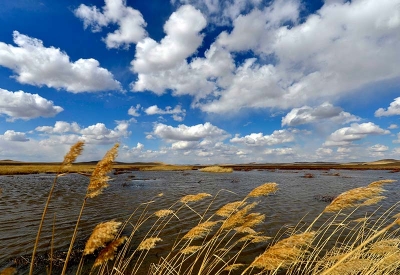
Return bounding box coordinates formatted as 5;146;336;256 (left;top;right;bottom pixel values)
199;166;234;173
1;143;399;275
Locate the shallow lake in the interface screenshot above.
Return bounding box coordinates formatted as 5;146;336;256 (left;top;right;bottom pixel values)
1;169;399;272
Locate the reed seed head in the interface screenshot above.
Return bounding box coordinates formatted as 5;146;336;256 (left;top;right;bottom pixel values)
368;179;396;188
328;259;373;275
250;232;315;270
61;141;85;169
235;226;257;234
138;237;162;251
182;221;220;240
247;182;278;198
369;238;400;256
215;201;245;217
154;209;174;218
180;193;212;203
361;196;386;206
180;245;202;255
222;202;258;230
324;184;385;213
93;236;127;267
84;220;122;255
87;143;119;198
223;264;245;271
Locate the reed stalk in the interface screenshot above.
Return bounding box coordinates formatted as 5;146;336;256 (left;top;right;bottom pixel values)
29;141;84;275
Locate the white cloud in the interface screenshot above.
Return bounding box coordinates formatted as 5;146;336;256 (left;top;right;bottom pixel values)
375;97;400;117
131;5;206;74
316;147;333;156
138;0;400;114
1;130;29;142
36;121;80;134
132;43;234;101
171;140;198;150
393;133;400;144
74;0;147;48
201;0;400;113
36;120;130;145
368;144;389;152
0;32;121;92
153;122;228;141
217;0;300;51
324;122;390;147
388;124;398;129
281;102;359;126
171;0;270;25
0;88;63;121
144;105;186;121
230;130;294;146
128;104;141;117
264;147;295;155
337;147;351;154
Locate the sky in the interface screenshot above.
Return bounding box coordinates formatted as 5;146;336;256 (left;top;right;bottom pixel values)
0;0;400;164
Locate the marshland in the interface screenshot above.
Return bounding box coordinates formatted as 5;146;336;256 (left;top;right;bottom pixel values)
0;144;399;274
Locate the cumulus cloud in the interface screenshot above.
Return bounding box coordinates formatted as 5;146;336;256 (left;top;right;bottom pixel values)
1;130;29;142
368;144;389;152
134;0;400;114
36;120;130;145
217;0;300;51
202;0;400;113
264;147;295;155
153;122;228;141
388;124;398;129
281;102;359;126
74;0;147;48
131;5;206;73
144;105;186;121
324;122;390;147
132;43;234;100
36;121;80;134
316;147;333;156
171;140;198;150
0;88;63;121
128;104;141;117
0;32;121;92
230;130;294;146
171;0;273;25
375;97;400;117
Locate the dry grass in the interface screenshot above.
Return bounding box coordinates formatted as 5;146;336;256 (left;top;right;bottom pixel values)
10;142;400;274
199;166;233;173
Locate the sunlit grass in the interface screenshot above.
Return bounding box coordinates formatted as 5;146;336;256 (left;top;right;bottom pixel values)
199;166;234;173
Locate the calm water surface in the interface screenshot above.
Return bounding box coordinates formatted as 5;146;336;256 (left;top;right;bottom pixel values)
1;169;399;271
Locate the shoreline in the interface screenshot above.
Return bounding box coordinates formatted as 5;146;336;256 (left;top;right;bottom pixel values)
0;162;400;175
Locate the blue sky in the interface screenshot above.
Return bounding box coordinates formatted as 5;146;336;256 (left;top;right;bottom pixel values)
0;0;400;163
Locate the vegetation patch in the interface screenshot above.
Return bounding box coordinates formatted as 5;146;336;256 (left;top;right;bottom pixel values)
199;166;234;173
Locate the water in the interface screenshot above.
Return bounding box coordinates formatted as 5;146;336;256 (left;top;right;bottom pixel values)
0;169;399;272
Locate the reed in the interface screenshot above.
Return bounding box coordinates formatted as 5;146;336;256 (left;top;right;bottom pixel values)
14;143;400;274
199;166;233;173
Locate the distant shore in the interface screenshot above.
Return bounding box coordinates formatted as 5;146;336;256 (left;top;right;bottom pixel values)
1;159;400;175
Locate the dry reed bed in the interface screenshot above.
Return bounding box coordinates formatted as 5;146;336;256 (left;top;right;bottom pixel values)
199;166;234;173
1;142;399;275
